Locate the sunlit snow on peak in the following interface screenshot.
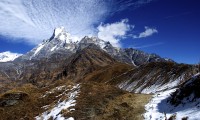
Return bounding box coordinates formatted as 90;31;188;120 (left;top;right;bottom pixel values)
54;26;66;37
52;27;72;43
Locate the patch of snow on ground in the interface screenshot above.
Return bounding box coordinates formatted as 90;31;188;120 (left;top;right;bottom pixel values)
144;88;200;120
36;84;80;120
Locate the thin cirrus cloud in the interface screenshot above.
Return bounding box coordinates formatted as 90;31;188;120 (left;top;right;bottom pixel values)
132;42;164;49
97;19;134;47
109;0;154;14
0;0;155;45
133;26;158;39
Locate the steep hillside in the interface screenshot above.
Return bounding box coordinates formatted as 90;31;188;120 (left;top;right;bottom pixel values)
56;44;119;81
108;62;195;93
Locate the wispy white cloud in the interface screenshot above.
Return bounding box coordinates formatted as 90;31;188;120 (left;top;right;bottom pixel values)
97;19;134;47
0;0;110;44
133;26;158;39
112;0;154;13
0;0;155;45
131;42;164;49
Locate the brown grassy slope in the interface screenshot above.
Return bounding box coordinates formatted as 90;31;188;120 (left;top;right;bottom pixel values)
57;44;122;81
0;44;124;93
0;80;76;120
69;82;151;120
0;80;151;120
0;84;42;120
83;63;133;83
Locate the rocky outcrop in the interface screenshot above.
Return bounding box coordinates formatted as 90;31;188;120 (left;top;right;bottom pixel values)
0;92;28;107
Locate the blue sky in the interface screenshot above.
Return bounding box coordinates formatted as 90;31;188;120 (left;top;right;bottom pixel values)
0;0;199;64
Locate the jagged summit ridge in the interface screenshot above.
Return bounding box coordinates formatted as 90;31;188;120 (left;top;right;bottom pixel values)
50;26;72;43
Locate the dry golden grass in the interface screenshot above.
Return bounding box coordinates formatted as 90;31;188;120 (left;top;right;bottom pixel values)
96;93;151;120
0;84;42;120
83;63;133;83
69;82;151;120
0;80;152;120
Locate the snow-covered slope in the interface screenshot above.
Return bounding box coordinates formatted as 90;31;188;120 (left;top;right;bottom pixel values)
144;73;200;120
0;51;22;62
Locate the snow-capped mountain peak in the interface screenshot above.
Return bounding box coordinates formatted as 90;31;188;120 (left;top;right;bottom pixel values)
50;26;72;43
0;51;22;62
16;27;168;65
16;27;78;60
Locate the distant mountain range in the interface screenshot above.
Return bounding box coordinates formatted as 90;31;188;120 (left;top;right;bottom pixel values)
0;27;199;120
15;27;170;66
